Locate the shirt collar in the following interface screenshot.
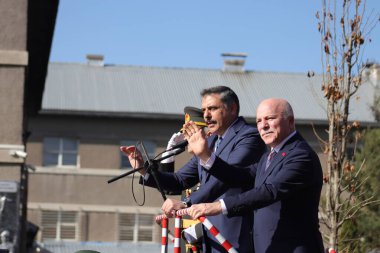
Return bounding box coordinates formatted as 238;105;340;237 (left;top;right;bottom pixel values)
218;118;239;139
271;131;297;153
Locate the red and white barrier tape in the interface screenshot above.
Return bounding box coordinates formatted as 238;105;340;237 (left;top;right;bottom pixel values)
155;213;168;221
198;216;237;253
156;208;238;253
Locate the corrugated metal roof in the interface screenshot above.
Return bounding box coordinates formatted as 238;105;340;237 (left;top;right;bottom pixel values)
42;62;377;123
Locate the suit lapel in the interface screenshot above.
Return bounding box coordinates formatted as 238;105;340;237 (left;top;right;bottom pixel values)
258;150;286;185
257;133;300;186
202;117;245;183
200;135;218;184
214;117;244;156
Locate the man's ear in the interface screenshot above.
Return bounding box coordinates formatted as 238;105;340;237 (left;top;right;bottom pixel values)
289;115;295;128
230;103;238;116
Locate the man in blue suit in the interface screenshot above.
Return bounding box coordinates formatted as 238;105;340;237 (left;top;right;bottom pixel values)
186;98;325;253
123;86;266;253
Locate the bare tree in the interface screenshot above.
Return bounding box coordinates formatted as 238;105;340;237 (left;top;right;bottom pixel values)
316;0;379;251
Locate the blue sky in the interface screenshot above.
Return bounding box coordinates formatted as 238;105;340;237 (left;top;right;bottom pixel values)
50;0;380;73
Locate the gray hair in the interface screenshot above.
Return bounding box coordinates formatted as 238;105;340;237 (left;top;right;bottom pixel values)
282;101;294;118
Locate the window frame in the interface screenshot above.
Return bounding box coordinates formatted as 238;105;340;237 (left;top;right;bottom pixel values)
40;209;80;241
43;137;79;168
118;212;155;243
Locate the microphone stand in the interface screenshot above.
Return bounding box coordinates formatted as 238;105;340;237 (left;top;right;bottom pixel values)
107;166;144;184
107;147;185;201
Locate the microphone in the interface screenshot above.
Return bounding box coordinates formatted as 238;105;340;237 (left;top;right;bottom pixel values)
166;140;188;151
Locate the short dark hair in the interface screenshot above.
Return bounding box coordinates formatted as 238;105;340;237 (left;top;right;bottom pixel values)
200;86;240;114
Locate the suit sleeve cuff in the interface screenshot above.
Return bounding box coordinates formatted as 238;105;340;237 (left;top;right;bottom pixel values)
199;153;216;170
219;199;228;215
142;173;150;181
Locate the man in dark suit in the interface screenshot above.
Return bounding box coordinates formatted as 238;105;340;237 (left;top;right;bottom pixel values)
122;86;266;253
186;98;325;253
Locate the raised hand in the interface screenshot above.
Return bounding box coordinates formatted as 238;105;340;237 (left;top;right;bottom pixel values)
120;146;146;175
182;121;212;161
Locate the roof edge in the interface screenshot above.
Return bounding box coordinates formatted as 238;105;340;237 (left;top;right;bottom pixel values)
39;109;184;120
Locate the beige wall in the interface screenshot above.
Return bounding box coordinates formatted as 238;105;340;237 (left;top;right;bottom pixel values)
25;141;43;166
0;68;25;144
27;172;174;207
0;0;27;49
0;0;28;175
87;212;117;241
0;166;22;180
0;0;27;143
80;142;121;169
0;2;28;252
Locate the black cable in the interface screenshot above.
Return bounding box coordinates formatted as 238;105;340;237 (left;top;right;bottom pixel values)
128;140;175;205
131;141;145;206
154;149;167;160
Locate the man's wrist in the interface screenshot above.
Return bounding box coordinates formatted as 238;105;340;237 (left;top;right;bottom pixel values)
199;149;212;162
200;153;216;170
219;199;228;215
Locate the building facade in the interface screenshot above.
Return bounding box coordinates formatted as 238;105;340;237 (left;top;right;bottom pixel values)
0;0;58;252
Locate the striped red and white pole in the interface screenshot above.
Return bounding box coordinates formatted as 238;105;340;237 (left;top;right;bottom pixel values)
176;208;238;253
160;217;168;253
174;214;182;253
155;214;175;243
199;216;238;253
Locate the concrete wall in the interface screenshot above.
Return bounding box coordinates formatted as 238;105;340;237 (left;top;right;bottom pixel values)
0;1;28;253
0;0;28;175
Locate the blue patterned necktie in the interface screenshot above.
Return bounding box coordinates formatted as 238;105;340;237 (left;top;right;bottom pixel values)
265;149;277;171
214;136;223;152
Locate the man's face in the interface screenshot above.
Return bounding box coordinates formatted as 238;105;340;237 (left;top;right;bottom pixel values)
201;94;236;136
256;100;293;148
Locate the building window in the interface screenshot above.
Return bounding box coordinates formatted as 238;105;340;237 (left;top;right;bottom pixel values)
118;213;155;242
40;210;79;241
43;137;79;167
120;140;156;169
